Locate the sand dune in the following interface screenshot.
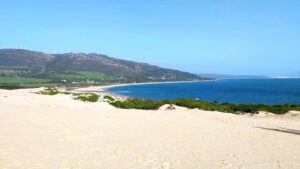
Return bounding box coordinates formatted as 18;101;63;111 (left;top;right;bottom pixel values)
0;88;300;169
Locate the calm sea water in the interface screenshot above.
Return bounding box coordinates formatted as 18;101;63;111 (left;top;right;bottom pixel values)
106;79;300;105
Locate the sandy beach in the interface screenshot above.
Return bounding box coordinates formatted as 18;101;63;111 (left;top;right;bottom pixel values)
72;80;206;93
72;80;212;99
1;88;300;169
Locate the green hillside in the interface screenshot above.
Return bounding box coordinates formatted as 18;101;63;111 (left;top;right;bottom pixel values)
0;49;209;86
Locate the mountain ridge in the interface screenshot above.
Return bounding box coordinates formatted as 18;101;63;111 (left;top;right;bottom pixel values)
0;49;207;84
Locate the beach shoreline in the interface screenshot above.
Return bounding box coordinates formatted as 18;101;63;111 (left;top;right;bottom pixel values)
0;88;300;169
72;80;215;97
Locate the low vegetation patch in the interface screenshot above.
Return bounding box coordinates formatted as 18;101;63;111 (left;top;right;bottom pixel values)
37;88;99;102
73;93;99;102
51;71;116;81
110;98;163;110
0;85;30;90
0;77;50;84
36;88;60;95
104;95;115;102
110;98;300;114
36;88;300;114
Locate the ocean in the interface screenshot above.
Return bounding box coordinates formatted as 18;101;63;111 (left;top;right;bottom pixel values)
105;79;300;105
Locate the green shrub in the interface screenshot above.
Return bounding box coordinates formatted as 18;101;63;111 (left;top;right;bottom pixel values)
160;99;172;105
0;85;29;90
110;98;163;110
38;88;300;114
37;88;99;102
36;88;60;95
73;93;99;102
104;95;115;101
109;97;300;114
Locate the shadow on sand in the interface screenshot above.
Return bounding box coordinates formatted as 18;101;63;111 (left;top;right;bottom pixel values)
255;127;300;136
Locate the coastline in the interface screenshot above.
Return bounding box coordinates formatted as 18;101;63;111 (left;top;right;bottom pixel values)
71;79;300;113
72;78;300;106
1;88;300;169
72;80;214;97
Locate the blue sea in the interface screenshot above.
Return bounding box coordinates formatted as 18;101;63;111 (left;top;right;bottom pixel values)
106;79;300;105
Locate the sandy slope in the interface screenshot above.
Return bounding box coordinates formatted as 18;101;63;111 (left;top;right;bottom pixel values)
0;89;300;169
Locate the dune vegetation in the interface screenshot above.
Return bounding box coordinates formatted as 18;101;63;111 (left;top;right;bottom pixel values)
36;88;99;102
110;98;300;114
36;88;300;114
104;95;115;101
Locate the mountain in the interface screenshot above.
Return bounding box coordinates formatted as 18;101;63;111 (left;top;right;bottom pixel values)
0;49;205;84
0;49;55;70
197;73;268;79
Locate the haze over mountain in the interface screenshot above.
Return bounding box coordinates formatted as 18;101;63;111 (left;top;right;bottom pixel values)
0;49;205;83
197;73;269;79
198;73;300;79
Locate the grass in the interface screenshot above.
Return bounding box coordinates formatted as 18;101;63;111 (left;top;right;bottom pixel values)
0;85;29;90
36;88;300;114
0;70;19;77
51;71;116;81
110;98;300;114
37;88;99;102
0;69;116;84
0;77;50;84
104;95;115;101
111;98;165;110
73;93;99;102
36;88;60;95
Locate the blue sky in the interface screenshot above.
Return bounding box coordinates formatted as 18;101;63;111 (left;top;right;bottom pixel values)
0;0;299;76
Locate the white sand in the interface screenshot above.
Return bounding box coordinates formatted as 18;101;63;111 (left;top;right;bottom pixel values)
72;80;211;93
0;88;300;169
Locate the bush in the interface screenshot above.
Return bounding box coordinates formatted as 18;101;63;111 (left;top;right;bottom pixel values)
110;98;163;110
37;88;60;95
36;88;99;102
0;85;29;90
104;95;115;101
110;97;300;114
38;88;300;114
73;93;99;102
160;99;172;105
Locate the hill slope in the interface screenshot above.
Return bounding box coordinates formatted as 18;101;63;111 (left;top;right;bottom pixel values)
0;49;55;71
0;49;205;84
